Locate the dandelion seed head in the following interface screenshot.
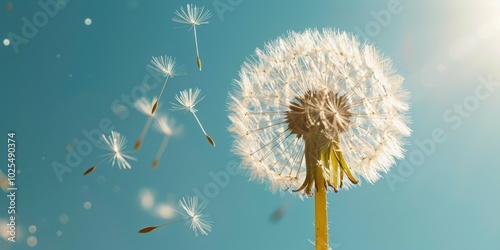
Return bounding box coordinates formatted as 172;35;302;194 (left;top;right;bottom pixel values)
178;196;212;236
100;131;136;169
171;88;204;113
173;4;211;26
228;28;411;194
148;55;185;77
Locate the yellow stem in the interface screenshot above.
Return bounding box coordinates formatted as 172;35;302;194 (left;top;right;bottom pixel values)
315;166;329;250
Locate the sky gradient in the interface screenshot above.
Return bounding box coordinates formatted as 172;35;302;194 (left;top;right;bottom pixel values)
1;1;500;249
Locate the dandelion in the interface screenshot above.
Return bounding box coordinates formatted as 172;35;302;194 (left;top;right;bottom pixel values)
227;28;411;250
138;196;212;236
148;55;185;115
173;4;211;71
172;88;215;146
133;97;157;150
151;114;182;168
83;131;136;175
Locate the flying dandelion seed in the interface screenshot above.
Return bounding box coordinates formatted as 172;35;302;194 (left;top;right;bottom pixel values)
148;55;185;115
172;88;215;146
228;28;411;250
178;196;212;236
151;114;181;168
133;97;158;150
138;196;212;236
173;4;211;71
83;131;136;175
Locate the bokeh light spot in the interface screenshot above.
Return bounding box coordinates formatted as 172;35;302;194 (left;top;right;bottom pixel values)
97;175;106;184
27;236;38;247
0;219;11;240
437;64;446;72
84;201;92;210
139;189;154;209
59;214;69;224
155;203;175;219
5;2;13;11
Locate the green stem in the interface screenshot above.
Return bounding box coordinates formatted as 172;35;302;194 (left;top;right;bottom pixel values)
315;161;329;250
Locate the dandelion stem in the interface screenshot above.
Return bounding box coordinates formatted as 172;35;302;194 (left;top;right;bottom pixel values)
152;136;170;168
191;111;207;135
315;166;329;250
135;116;154;150
83;157;107;176
139;217;193;233
191;111;215;146
152;76;170;115
164;216;193;226
193;25;202;71
302;132;330;250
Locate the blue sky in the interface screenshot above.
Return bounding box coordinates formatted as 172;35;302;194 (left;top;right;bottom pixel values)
1;0;500;249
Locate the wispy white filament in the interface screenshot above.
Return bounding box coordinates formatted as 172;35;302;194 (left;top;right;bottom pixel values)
178;196;212;236
99;131;136;169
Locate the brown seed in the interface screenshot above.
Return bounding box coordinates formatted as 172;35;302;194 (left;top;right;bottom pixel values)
206;135;215;147
83;166;96;176
134;139;142;151
138;226;158;233
151;101;158;115
197;56;202;71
